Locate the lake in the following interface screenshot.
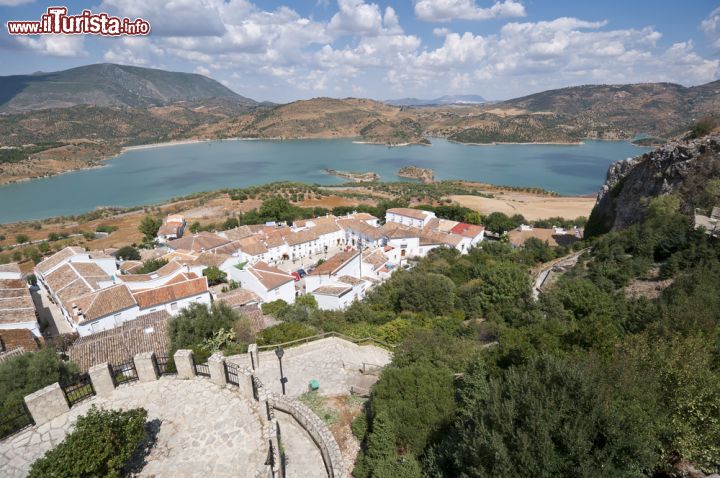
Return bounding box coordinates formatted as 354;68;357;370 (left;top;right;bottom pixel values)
0;138;648;224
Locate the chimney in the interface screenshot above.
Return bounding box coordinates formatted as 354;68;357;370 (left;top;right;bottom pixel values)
72;303;78;315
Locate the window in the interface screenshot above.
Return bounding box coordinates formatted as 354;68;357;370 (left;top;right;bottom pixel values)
171;302;178;311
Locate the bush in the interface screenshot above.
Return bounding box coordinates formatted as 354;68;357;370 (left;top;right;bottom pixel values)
351;412;368;440
115;245;140;261
202;266;227;286
0;348;77;409
15;234;29;244
95;225;118;234
29;406;148;478
135;258;168;274
168;302;239;355
256;322;316;345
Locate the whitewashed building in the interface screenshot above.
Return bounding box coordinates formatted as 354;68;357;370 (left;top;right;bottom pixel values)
385;208;436;229
236;261;296;304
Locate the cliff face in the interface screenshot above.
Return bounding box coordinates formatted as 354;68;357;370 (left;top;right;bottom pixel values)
587;134;720;234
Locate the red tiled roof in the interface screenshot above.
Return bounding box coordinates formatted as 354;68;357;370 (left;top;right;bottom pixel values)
167;232;230;252
132;277;209;309
450;222;484;238
310;250;359;276
246;262;294;290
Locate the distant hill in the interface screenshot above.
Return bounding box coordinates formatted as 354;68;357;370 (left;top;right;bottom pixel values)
0;63;257;112
385;94;486;106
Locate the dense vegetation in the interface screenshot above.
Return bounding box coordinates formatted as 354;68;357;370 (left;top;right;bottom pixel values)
29;406;148;478
236;192;720;477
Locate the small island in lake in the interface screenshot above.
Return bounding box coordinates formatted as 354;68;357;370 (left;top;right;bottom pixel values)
398;166;435;183
324;169;380;182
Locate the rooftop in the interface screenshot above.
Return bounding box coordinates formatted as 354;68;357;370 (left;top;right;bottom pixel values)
68;310;171;372
245;261;294;290
167;232;230;253
0;328;40;356
337;218;383;240
309;250;359;276
386;207;434;221
450;222;485;238
0;263;22;276
0;279;36;325
65;284;137;324
312;285;352;297
35;246;86;275
133;276;209;309
286;229;318;246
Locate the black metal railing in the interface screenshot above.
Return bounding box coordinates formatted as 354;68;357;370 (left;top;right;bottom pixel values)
155;355;176;376
225;362;240;385
60;373;95;406
0;402;34;439
111;359;138;385
251;375;260;401
195;362;210;377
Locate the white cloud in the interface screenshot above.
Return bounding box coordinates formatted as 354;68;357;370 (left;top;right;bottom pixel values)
328;0;384;35
0;0;33;5
14;35;85;57
414;0;526;22
432;27;451;37
194;65;211;76
701;7;720;51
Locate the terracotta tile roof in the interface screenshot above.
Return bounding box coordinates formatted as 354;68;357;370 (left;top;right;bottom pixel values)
386;208;434;221
65;284;137;324
221;225;255;241
293;219;307;228
338;275;364;286
132;277;209;309
217;288;261;308
420;231;465;247
0;279;36;325
361;249;389;270
68;310;170;372
312;285;352;297
450;222;484;238
381;223;422;239
246;262;294;290
187;252;232;268
36;246;86;275
119;260;185;282
311;220;342;236
310;250;359;276
161;250;199;263
212;241;242;255
437;219;459;232
0;329;40;354
424;217;441;231
0;263;21;276
44;262;112;302
337;218;383;240
119;261;144;273
158;223;181;236
238;236;269;256
263;234;286;249
350;212;378;221
167;232;230;252
286;229;318;246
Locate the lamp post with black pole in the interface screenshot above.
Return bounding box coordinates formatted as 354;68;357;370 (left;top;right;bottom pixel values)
275;346;286;395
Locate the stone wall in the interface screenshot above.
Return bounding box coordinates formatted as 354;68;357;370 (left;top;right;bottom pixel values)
7;346;348;478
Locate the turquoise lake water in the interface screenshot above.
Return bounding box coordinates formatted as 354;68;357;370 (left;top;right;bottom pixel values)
0;138;648;224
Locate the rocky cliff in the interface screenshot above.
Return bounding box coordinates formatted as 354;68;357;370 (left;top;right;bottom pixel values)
587;134;720;234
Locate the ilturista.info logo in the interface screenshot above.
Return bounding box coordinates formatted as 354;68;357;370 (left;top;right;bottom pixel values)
6;7;151;36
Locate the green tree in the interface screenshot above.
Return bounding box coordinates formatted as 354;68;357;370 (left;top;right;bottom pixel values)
115;245;140;261
135;258;168;274
202;266;227;286
394;272;456;315
15;234;29;244
168;302;239;355
138;215;162;241
0;348;78;408
29;406;148;478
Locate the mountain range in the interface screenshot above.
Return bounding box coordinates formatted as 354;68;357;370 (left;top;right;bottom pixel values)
384;95;486;106
1;63;720;185
0;63;256;112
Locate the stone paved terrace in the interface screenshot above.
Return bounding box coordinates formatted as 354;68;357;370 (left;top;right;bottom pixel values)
230;337;392;398
0;377;268;478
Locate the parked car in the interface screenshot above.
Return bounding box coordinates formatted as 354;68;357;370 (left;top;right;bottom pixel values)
297;268;307;278
291;272;301;281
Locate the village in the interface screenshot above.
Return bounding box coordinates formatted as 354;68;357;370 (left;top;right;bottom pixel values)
0;204;586;368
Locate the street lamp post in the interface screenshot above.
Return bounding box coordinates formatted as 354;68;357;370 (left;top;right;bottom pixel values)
275;346;286;395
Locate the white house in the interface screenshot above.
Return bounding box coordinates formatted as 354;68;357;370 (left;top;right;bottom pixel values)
338;218;384;248
385;208;436;229
157;214;186;243
305;250;362;291
381;223;423;258
132;275;212;320
236;261;296;304
306;250;372;310
117;260;190;291
286;230;320;260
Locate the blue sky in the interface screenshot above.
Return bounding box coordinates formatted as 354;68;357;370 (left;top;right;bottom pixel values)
1;1;719;103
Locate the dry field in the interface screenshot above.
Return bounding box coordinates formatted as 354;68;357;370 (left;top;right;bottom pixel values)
450;192;596;221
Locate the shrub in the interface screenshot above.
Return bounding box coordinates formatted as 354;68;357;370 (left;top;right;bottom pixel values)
351;412;368;440
95;225;118;234
115;245;140;261
202;266;227;286
135;258;168;274
256;322;316;345
15;234;29;244
29;406;148;478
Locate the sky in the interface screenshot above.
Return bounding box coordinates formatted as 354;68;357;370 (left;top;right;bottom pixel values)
0;0;719;103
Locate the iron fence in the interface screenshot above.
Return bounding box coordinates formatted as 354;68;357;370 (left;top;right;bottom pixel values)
111;359;138;385
155;355;176;376
225;362;240;385
60;373;95;406
195;361;210;377
0;402;34;440
251;375;260;401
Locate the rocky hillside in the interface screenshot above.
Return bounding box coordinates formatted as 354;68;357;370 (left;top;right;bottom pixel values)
587;133;720;234
0;63;257;112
